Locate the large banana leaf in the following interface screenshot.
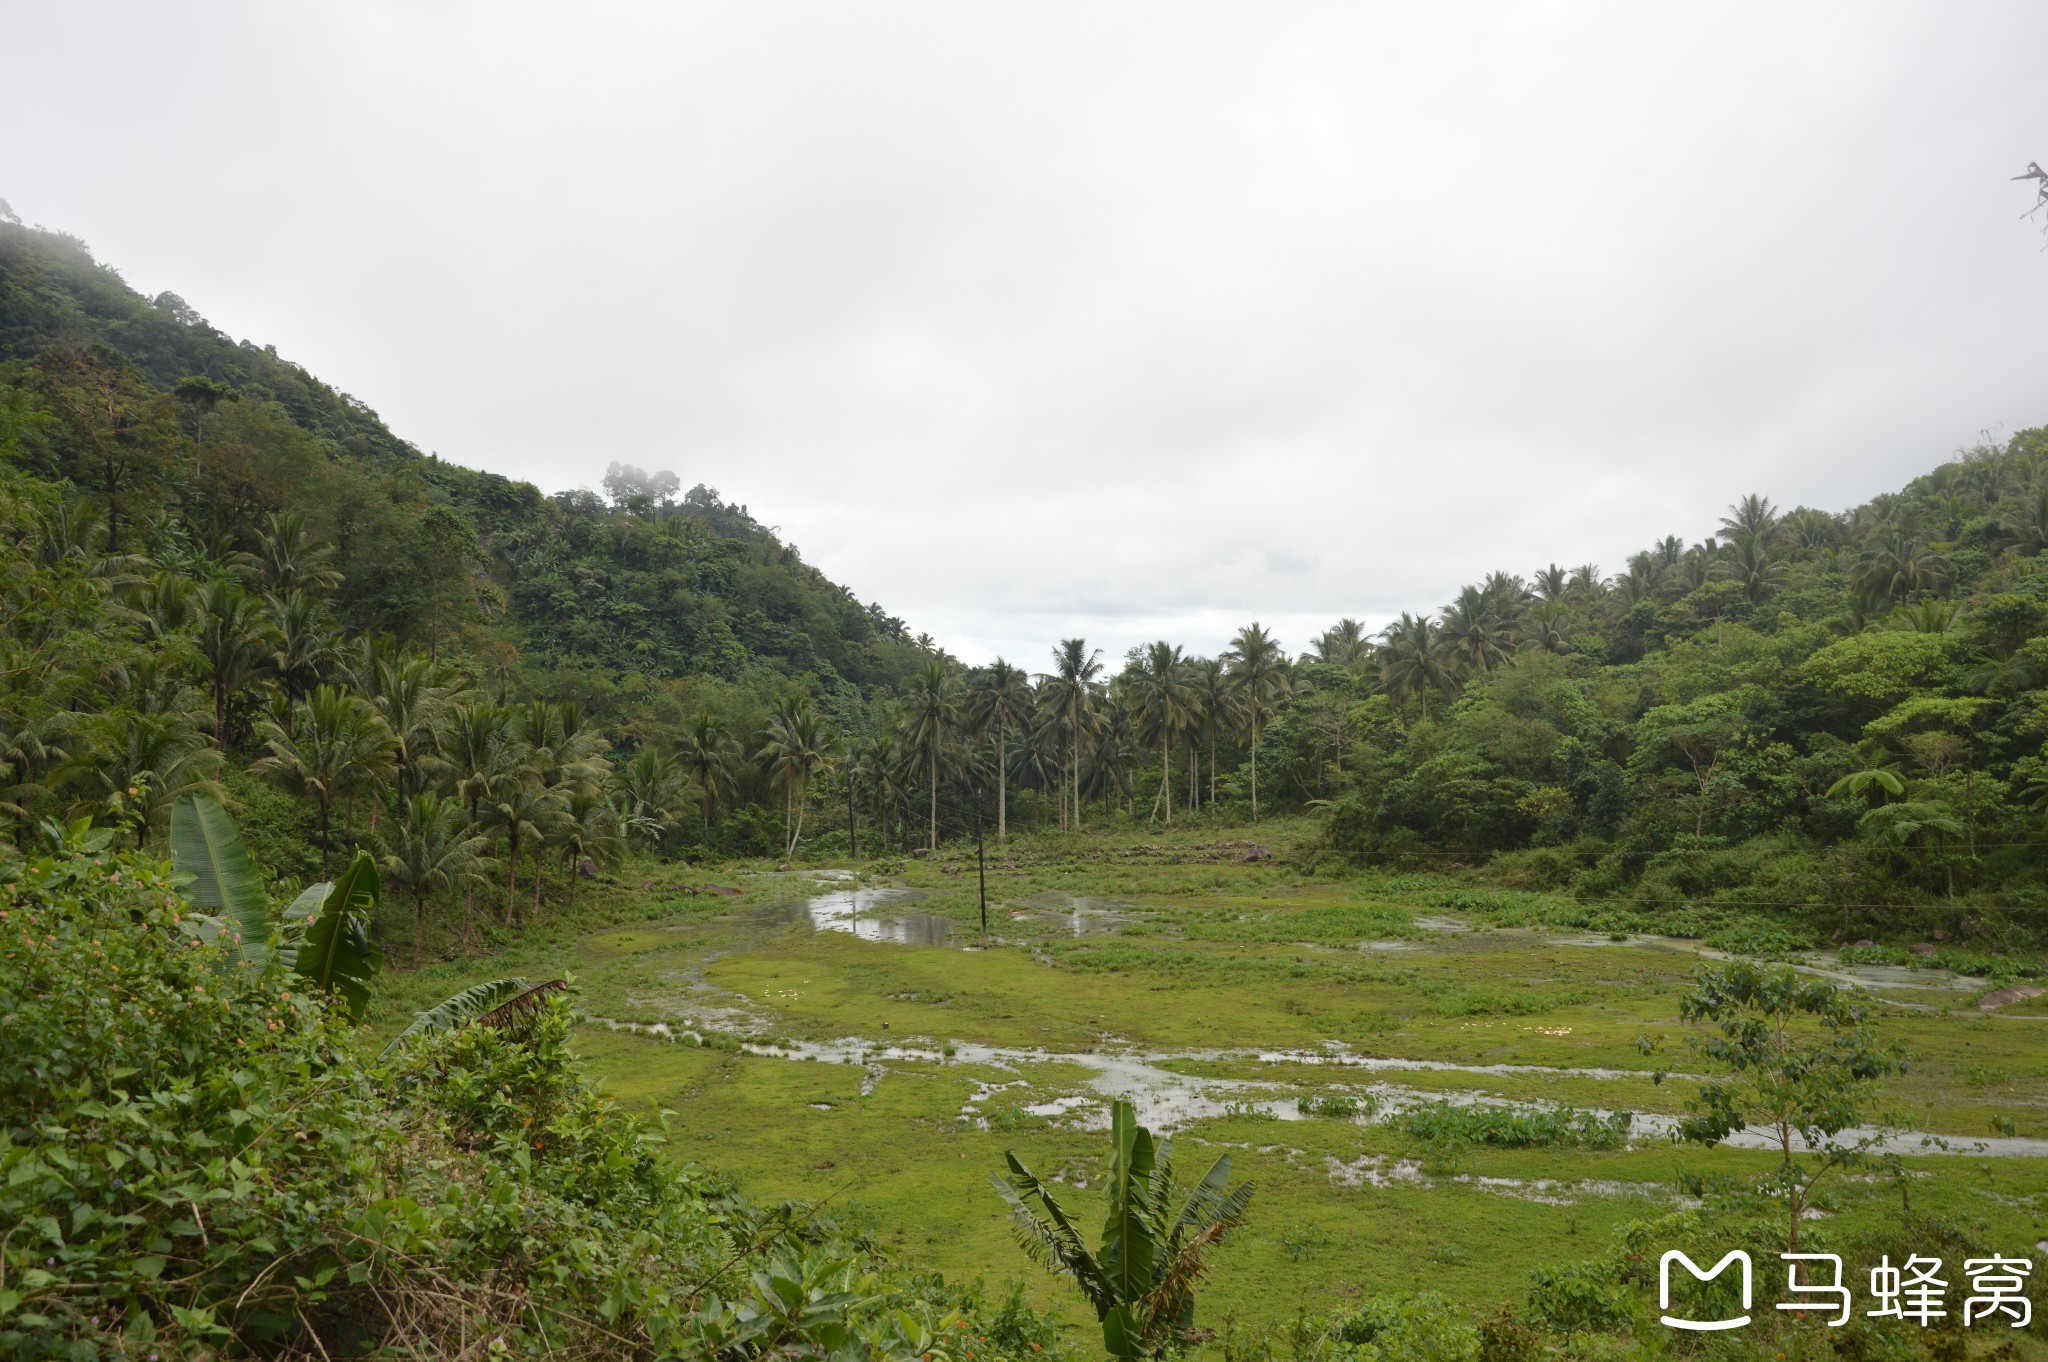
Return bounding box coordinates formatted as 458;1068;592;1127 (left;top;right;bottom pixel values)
294;851;383;1021
1098;1099;1159;1326
169;793;271;964
377;977;530;1059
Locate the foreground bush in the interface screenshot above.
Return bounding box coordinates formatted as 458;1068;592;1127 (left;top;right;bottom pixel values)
0;830;1039;1359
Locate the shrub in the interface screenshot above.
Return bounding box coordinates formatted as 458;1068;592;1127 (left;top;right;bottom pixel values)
0;832;1020;1360
1394;1102;1632;1150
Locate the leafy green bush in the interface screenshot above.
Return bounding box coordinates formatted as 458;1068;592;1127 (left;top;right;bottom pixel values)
1705;923;1813;958
1323;1294;1480;1362
1393;1102;1632;1150
1522;1262;1635;1334
0;832;1024;1360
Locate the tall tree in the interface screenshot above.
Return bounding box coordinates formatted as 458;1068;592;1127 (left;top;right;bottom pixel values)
195;579;273;744
249;685;397;874
899;663;961;851
1129;642;1194;826
378;792;492;967
1224;624;1289;822
1378;612;1457;722
758;696;835;857
965;657;1032;845
674;709;738;828
1042;639;1103;832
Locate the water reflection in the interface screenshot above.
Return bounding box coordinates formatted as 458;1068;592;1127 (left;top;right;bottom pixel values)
804;887;953;945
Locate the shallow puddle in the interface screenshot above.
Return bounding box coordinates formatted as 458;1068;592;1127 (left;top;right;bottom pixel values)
780;886;956;945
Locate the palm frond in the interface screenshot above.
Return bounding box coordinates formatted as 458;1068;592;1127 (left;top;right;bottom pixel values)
377;977;530;1059
475;977;570;1031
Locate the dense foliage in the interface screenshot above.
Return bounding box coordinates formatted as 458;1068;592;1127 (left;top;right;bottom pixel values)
8;215;2048;962
0;826;1041;1359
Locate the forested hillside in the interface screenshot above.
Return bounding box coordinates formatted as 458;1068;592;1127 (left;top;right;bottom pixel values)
5;212;2048;961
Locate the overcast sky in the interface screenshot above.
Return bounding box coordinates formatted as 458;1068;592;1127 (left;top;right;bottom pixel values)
5;3;2046;666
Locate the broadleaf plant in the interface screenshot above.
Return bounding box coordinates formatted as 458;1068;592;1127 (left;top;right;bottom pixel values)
169;793;272;964
993;1097;1253;1359
294;850;384;1021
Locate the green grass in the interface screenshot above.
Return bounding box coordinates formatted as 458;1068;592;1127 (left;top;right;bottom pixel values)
366;816;2048;1346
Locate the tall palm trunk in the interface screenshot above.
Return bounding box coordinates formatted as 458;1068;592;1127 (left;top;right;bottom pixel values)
505;833;520;926
1070;724;1082;831
532;844;544;916
414;889;427;970
996;723;1008;845
1159;738;1172;827
1249;713;1260;822
790;780;807;857
927;749;937;850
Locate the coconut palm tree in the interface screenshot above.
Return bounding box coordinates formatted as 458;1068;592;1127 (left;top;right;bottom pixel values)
965;658;1033;845
1378;613;1457;722
1713;536;1790;603
195;578;274;744
251;511;343;595
898;663;960;850
1041;640;1104;832
758;696;836;857
848;731;902;854
1533;564;1570;601
1187;658;1238;811
549;790;624;908
1850;529;1949;610
1313;618;1371;669
1719;494;1782;545
249;684;397;873
612;746;683;852
1519;601;1576;656
1128;642;1194;826
1441;586;1512;677
379;792;493;966
674;708;739;828
369;654;460;823
479;772;561;925
1224;624;1289;822
69;707;224;846
1996;483;2048;557
264;590;337;704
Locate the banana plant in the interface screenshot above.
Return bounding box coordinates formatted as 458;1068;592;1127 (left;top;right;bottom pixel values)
169;793;382;1020
377;976;560;1058
992;1098;1253;1359
169;793;567;1034
292;850;384;1021
169;792;273;964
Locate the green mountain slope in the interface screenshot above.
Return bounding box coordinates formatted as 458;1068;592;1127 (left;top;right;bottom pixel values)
0;218;926;693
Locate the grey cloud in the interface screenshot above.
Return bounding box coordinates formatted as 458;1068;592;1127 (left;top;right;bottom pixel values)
5;2;2044;668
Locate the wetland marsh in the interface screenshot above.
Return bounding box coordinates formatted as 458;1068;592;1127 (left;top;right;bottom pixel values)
373;819;2048;1339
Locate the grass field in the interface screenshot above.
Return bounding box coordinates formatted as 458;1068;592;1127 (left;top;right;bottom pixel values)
370;817;2048;1352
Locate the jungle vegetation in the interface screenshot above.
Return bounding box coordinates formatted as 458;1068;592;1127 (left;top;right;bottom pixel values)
8;213;2048;960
